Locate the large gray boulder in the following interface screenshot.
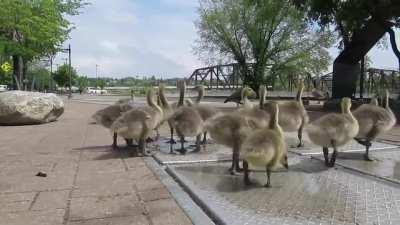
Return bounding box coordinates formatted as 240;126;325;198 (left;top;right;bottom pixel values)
0;91;64;125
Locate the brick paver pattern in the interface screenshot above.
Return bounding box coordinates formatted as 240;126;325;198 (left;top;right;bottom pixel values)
0;102;192;225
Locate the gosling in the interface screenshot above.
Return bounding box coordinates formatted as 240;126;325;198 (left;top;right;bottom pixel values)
241;101;288;187
307;97;359;167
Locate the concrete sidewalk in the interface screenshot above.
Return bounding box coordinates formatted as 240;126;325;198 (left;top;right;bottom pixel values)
0;102;193;225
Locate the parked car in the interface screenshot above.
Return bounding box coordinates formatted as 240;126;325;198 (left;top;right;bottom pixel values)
0;85;8;92
87;87;107;94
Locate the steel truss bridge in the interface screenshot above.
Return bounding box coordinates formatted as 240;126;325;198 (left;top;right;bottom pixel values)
187;63;399;97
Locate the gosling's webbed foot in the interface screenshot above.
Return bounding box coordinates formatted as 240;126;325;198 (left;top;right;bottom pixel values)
166;139;177;144
327;161;336;167
264;183;271;188
364;154;374;161
146;137;155;143
112;144;119;150
297;142;304;148
142;149;153;156
176;148;187;155
235;167;244;173
355;138;371;147
192;147;201;153
228;167;237;175
244;178;254;186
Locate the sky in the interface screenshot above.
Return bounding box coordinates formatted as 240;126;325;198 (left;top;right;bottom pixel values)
55;0;400;79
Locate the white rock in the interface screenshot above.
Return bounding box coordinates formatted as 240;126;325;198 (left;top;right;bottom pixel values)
0;91;64;125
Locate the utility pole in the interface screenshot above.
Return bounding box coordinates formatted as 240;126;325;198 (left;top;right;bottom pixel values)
95;64;99;88
68;44;72;99
49;56;53;92
60;45;72;99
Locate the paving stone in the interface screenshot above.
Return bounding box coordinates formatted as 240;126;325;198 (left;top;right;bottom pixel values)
145;198;192;225
67;215;150;225
138;188;171;202
0;192;36;213
31;190;69;211
0;209;65;225
72;171;136;198
123;157;147;169
0;168;75;193
78;159;126;175
136;175;165;192
69;194;145;221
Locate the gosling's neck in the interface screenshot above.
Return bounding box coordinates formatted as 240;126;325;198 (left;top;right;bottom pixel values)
147;89;163;114
385;91;390;110
159;86;170;109
296;86;304;105
241;89;251;108
342;104;356;122
196;86;204;104
178;81;185;107
259;87;266;109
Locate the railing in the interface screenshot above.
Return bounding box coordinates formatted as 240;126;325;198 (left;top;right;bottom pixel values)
315;68;400;98
187;63;244;89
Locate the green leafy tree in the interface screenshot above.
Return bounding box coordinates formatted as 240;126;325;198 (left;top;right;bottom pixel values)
53;64;77;88
292;0;400;98
194;0;333;92
0;0;86;90
97;79;106;90
76;76;88;94
26;65;51;91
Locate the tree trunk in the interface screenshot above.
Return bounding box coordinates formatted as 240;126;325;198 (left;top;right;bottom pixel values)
23;60;28;91
332;19;391;99
386;27;400;71
12;55;23;90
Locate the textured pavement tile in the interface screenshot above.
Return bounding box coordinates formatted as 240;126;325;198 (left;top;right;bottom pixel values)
145;199;192;225
126;164;155;180
0;102;194;225
31;190;69;211
0;169;75;193
0;209;65;225
314;149;400;183
67;215;150;225
69;194;145;221
78;159;126;175
72;171;136;198
169;154;400;225
123;157;147;169
136;175;165;192
138;188;171;202
0;192;35;213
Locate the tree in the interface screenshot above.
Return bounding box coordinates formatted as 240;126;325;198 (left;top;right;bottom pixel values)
26;62;51;91
76;76;88;94
0;0;86;90
194;0;333;92
97;79;106;90
53;64;77;88
293;0;400;98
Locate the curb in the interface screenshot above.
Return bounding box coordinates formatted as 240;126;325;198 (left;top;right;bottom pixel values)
144;158;216;225
165;166;227;225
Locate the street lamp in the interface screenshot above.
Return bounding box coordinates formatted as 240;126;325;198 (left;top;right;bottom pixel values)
60;44;72;99
95;64;99;88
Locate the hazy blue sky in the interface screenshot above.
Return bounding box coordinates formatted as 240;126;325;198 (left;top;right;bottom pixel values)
55;0;400;78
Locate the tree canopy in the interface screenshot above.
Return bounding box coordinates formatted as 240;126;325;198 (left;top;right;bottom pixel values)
293;0;400;98
0;0;86;89
195;0;334;91
53;64;77;88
